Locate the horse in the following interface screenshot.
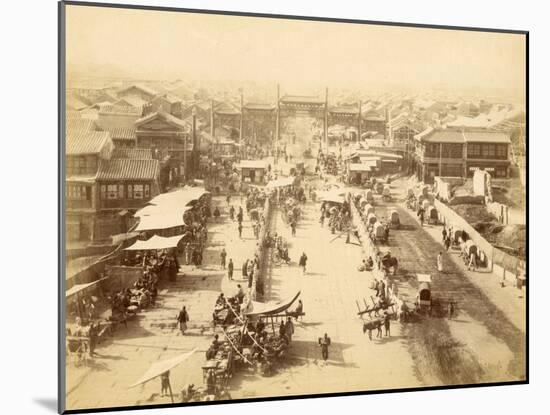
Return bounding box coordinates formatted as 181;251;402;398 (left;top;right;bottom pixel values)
381;256;399;275
362;318;384;340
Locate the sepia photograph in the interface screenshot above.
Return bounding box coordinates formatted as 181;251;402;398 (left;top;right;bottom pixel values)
60;1;527;412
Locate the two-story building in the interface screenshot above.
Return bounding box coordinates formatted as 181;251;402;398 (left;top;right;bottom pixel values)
66;119;113;242
135;111;193;186
96;155;160;237
66;117;161;243
413;127;511;183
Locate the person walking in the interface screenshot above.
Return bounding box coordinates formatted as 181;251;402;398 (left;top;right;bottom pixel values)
468;252;477;271
444;235;451;251
291;221;297;237
319;333;331;361
238;222;243;238
299;252;308;275
448;300;455;319
229;205;235;221
383;312;391;337
220;248;227;269
177;306;189;335
442;227;448;244
242;259;248;278
185;242;191;265
418;207;425;227
227;258;234;280
437;251;444;273
160;371;172;400
285;317;294;342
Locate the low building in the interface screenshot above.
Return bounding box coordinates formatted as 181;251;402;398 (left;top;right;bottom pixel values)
151;94;183;118
104;126;137;148
96;105;143;130
237;160;267;184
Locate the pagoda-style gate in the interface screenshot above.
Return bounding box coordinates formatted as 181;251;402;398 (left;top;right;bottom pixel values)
209;84;372;148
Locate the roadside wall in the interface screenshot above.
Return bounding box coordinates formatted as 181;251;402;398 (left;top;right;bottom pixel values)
486;201;509;224
433;199;525;283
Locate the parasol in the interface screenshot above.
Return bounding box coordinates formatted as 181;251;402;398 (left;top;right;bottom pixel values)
128;348;196;389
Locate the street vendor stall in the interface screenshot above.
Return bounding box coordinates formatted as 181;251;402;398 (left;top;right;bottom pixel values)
129;349;196;403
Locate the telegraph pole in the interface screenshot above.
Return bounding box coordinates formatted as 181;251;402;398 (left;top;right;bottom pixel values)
358;100;362;144
239;91;243;144
210;100;214;137
275;83;280;164
324;87;328;149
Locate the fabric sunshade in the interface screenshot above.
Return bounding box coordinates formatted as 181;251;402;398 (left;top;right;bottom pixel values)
243;291;301;316
128;349;196;388
124;234;185;251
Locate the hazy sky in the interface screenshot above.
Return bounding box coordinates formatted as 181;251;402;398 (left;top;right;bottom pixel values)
66;5;526;96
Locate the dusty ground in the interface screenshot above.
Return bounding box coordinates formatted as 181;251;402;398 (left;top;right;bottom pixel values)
65;159;526;411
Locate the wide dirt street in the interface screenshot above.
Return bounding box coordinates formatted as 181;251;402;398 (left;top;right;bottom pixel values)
66;171;525;410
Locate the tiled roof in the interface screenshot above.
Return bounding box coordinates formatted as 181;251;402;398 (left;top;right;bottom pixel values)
117;95;147;108
280;95;324;104
111;148;152;159
155;94;181;104
415;128;510;144
463;131;511;144
99;104;143;115
418;130;464;144
118;83;158;98
106;127;137;141
97;158;159;181
66;95;88;111
244;103;276;111
66;129;110;155
66;118;97;134
214;101;241;115
136;111;190;130
329;105;359;115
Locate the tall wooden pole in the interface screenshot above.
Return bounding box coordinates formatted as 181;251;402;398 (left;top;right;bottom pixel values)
358;100;362;144
324;87;328;149
210;100;214;137
239;92;244;144
276;84;280;163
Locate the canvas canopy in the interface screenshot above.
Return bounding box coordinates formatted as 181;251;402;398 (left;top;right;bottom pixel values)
129;349;196;388
65;277;108;298
134;213;187;232
135;204;191;218
148;187;209;208
125;234;185;251
243;291;301;317
319;189;345;204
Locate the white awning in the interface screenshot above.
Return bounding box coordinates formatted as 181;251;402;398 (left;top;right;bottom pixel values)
134;213;186;232
147;186;210;208
124;234;185;251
